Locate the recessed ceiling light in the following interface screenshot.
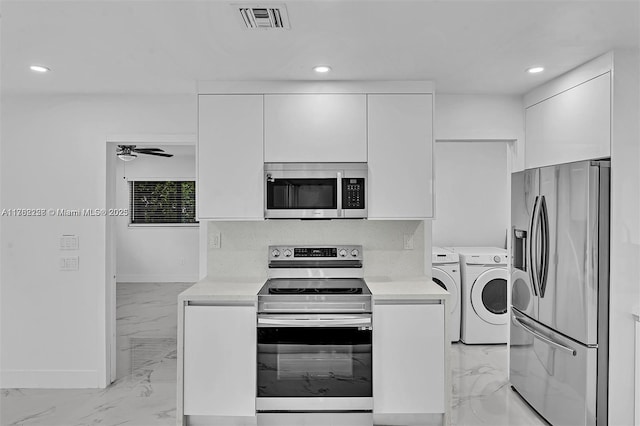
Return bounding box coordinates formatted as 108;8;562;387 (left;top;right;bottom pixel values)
527;66;544;74
313;65;331;73
30;65;50;73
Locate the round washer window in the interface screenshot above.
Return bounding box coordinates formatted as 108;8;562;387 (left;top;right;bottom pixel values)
481;278;507;315
433;277;447;290
470;267;508;325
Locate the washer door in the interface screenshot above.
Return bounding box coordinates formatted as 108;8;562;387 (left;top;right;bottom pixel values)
432;267;459;314
471;268;508;325
511;268;537;318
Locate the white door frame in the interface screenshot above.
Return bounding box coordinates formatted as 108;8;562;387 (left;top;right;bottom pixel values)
104;134;198;386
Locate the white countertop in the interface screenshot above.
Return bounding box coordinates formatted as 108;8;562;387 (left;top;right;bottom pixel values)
179;275;449;302
365;276;450;301
178;277;265;303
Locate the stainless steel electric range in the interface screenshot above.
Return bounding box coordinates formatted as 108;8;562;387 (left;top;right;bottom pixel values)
256;245;373;414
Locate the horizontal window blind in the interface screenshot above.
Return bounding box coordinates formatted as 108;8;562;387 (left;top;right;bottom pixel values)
129;181;197;224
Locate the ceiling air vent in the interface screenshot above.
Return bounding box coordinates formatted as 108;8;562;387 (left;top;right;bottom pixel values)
235;4;291;29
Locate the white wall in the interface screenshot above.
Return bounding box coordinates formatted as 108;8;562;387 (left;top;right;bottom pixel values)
608;49;640;426
0;94;195;388
0;92;525;389
207;220;426;279
432;141;508;248
434;94;525;172
115;145;198;283
432;95;519;248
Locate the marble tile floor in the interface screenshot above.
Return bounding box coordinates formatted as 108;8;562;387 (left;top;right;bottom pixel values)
2;282;547;426
450;343;547;426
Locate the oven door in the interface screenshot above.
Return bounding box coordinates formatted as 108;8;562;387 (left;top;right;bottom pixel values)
265;170;340;219
256;314;373;412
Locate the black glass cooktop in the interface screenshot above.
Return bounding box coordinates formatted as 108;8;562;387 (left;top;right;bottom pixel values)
259;278;370;296
268;287;362;295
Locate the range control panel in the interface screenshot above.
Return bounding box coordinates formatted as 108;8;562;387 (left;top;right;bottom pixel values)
269;245;363;262
465;254;509;266
342;178;365;209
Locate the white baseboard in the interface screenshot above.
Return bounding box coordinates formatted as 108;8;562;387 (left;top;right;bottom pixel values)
373;413;443;426
116;274;198;283
1;369;102;389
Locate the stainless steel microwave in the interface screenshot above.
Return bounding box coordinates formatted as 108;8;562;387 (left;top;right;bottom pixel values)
264;163;367;219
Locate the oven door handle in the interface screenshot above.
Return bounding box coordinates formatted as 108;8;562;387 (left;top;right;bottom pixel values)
257;316;372;328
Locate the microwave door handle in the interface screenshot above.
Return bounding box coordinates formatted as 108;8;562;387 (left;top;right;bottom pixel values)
336;171;343;217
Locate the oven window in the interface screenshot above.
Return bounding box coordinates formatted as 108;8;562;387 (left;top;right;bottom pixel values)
266;179;337;210
257;327;372;397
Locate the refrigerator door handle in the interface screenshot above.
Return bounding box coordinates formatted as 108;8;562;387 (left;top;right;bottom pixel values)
538;195;550;298
512;312;577;356
529;196;541;297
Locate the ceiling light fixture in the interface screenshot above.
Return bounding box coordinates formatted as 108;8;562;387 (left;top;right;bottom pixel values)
29;65;50;73
117;153;137;162
313;65;332;73
527;66;545;74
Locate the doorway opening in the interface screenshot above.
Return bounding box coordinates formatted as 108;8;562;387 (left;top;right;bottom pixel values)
105;136;202;384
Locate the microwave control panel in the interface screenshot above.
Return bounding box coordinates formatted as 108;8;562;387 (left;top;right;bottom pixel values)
342;178;365;209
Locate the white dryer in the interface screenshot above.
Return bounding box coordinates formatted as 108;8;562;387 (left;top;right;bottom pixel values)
432;247;461;342
449;247;509;344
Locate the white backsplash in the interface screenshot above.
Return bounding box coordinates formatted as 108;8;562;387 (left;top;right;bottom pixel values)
207;220;427;278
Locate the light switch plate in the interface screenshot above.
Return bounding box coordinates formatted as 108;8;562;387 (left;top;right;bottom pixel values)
60;235;79;250
59;256;79;271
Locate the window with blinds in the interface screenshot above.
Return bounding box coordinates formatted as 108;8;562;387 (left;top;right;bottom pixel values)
129;181;197;225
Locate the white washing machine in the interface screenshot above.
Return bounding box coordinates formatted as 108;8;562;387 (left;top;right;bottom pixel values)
449;247;509;344
432;247;461;342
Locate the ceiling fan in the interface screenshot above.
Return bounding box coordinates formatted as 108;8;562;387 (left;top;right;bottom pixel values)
116;145;173;161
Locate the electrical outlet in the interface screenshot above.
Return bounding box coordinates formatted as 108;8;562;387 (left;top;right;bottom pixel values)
403;234;414;250
209;232;221;249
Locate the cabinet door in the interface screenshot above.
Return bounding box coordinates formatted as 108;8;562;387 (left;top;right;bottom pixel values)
525;72;611;169
183;304;256;416
198;95;264;220
264;94;367;163
373;301;445;414
368;94;433;219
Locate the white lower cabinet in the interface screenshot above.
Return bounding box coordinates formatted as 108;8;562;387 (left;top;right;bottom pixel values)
183;304;256;417
373;301;445;414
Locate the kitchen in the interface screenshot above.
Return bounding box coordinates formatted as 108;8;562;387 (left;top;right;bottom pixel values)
1;1;639;426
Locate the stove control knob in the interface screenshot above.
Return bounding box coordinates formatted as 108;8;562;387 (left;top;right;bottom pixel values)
351;249;359;257
493;255;501;263
283;249;293;258
338;249;347;257
271;249;280;258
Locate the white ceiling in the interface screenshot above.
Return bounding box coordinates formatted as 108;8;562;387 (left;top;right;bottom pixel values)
2;0;638;96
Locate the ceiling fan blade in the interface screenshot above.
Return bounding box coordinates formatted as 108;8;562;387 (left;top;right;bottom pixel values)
133;148;165;153
140;152;173;158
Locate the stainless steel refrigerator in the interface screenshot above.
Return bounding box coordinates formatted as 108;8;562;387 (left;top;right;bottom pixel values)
510;159;610;426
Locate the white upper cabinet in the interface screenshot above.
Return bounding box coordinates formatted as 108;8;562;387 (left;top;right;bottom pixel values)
525;72;611;169
368;94;434;219
264;94;367;163
197;94;264;220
